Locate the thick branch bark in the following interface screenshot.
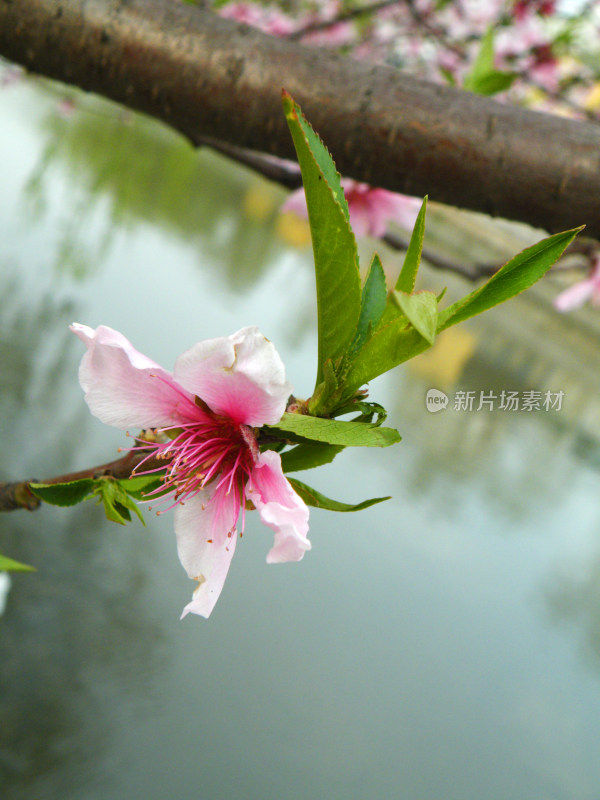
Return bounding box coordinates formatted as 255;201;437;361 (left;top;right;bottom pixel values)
2;0;600;236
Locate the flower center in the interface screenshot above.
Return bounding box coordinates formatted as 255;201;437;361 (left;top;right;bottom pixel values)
132;403;258;518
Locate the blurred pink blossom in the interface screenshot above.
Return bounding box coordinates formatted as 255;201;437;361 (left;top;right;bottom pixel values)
283;179;421;238
219;2;296;35
513;0;556;20
554;257;600;312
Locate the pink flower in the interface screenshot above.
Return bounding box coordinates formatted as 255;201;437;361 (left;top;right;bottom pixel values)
554;257;600;312
283;179;421;238
70;323;310;618
219;2;296;36
513;0;556;20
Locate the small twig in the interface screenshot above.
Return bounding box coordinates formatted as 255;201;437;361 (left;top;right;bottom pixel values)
383;231;498;280
287;0;401;41
383;233;597;281
405;0;467;59
0;481;41;512
0;449;167;513
197;136;303;188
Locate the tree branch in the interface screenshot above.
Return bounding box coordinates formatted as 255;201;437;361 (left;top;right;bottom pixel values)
0;450;166;513
287;0;400;40
2;0;600;236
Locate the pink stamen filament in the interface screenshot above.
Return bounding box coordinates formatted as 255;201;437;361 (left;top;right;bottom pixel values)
128;404;257;535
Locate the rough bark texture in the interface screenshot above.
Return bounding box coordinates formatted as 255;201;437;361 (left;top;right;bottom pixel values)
1;0;600;236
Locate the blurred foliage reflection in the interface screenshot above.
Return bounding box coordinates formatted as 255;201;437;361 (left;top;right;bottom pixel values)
25;90;294;287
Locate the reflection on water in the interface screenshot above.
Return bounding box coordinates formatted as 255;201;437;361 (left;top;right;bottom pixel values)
0;505;167;800
0;267;166;799
23;88;292;288
2;77;600;800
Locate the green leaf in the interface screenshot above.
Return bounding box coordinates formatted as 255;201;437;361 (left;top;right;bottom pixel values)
470;70;517;96
352;253;388;352
439;66;457;86
280;443;344;473
96;478;146;526
308;358;339;416
464;27;495;87
283;92;361;389
372;197;428;335
0;553;36;572
438;227;583;331
30;479;95;507
120;474;165;500
343;322;431;394
116;489;146;525
266;412;401;448
395;196;427;293
333;400;387;425
393;290;438;345
289;478;390;512
112;501;132;523
463;28;517;96
283;93;350;221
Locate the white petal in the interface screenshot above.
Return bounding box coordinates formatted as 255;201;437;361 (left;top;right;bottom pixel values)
247;450;311;563
71;323;195;429
175;489;240;619
173;326;292;427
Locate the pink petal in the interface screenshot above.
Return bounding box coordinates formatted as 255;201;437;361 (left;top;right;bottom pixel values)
173;326;292;427
247;450;311;563
553;279;594;312
70;323;194;429
367;189;421;231
348;201;372;238
175;489;240;619
281;187;309;218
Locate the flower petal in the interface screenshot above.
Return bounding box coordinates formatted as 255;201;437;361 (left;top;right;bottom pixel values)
71;323;195;429
281;187;309;218
553;279;594;312
366;188;421;232
175;487;240;618
173;326;292;427
247;450;311;563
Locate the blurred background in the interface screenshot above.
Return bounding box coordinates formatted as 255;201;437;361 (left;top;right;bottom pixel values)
2;73;600;800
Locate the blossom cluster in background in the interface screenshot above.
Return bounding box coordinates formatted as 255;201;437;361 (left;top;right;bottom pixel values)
217;0;599;115
218;0;600;310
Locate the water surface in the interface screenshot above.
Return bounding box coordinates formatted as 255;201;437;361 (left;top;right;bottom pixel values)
2;77;600;800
